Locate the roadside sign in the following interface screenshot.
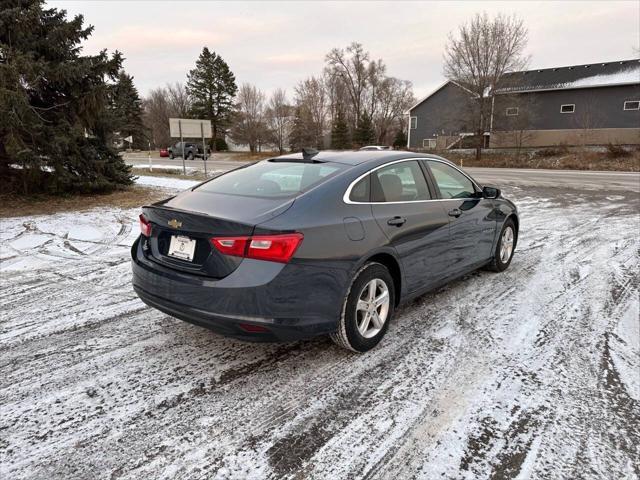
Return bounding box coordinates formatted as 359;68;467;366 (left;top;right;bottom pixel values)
169;118;212;175
169;118;212;139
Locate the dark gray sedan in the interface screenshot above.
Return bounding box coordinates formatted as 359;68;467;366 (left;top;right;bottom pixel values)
132;150;518;352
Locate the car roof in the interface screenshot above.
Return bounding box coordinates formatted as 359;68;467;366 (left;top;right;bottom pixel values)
272;150;445;166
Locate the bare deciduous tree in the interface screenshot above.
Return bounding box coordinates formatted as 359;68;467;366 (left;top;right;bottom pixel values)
444;12;529;159
143;87;172;148
166;82;192;118
142;82;193;149
325;42;371;128
294;76;327;148
324;42;415;147
230;83;266;153
265;89;292;155
374;77;415;145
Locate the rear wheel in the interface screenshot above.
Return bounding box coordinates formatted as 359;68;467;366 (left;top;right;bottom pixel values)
187;152;194;160
331;262;395;352
169;152;174;159
489;218;516;272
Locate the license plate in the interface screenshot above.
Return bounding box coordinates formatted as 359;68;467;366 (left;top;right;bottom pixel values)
168;235;196;261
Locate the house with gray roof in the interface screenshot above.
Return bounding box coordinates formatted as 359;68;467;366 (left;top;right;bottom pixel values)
407;59;640;150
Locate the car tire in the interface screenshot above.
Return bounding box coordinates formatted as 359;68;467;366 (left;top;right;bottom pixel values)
187;152;194;160
488;218;517;272
330;262;395;353
169;153;174;159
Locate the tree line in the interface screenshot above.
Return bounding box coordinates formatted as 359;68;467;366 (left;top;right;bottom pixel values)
143;42;416;154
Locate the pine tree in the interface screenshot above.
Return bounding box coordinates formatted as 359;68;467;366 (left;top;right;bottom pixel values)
353;113;375;147
0;0;132;195
288;106;316;152
111;71;147;149
392;129;407;149
186;47;237;149
330;109;351;150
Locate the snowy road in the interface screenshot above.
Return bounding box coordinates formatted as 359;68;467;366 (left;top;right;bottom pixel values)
1;184;638;479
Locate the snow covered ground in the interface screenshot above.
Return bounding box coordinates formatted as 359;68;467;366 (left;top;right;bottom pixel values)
1;183;638;480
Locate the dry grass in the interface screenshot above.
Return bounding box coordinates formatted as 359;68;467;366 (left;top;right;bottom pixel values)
0;186;167;218
435;149;640;171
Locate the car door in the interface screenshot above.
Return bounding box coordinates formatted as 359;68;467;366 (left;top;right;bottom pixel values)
424;159;496;275
370;160;451;295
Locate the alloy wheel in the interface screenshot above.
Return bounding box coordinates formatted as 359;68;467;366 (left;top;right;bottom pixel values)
500;226;514;263
356;279;390;338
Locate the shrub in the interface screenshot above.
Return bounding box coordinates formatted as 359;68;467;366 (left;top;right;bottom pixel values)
214;137;229;151
534;143;569;158
606;143;630;158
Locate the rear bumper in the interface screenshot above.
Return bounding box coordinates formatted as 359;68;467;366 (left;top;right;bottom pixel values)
131;237;350;342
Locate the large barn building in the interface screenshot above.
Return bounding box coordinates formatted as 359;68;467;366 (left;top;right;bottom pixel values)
407;59;640;150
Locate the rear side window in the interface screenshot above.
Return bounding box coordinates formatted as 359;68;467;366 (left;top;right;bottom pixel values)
427;160;476;199
349;176;370;202
371;161;430;202
196;161;344;198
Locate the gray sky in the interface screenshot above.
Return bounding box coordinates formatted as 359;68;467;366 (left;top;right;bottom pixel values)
52;1;639;99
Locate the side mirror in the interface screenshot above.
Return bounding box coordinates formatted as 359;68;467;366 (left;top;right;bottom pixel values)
482;186;501;199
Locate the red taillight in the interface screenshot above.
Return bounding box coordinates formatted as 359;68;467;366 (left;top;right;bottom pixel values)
139;214;152;237
210;233;303;263
210;236;250;257
246;234;303;263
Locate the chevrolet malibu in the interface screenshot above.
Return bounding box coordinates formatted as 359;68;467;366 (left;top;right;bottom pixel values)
132;150;518;352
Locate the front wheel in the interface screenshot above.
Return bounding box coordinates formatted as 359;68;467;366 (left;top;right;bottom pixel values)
489;218;516;272
169;152;174;159
187;152;194;160
331;262;395;352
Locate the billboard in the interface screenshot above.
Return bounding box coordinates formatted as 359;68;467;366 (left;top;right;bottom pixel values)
169;118;212;138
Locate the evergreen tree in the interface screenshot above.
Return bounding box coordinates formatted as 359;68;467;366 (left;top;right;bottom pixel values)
288;106;316;152
392;129;407;149
353;113;375;147
111;71;147;149
186;47;237;149
0;0;132;195
330;109;350;149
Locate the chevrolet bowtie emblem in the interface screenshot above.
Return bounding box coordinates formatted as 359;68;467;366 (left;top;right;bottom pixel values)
167;219;182;229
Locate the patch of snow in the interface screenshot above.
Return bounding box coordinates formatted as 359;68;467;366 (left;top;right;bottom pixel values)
132;164;196;172
564;66;640;88
9;234;51;250
135;175;200;190
67;225;104;242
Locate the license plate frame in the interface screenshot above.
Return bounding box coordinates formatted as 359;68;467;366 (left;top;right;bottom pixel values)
167;235;197;262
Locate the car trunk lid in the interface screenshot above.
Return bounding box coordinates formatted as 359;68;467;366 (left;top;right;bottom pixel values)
141;193;294;278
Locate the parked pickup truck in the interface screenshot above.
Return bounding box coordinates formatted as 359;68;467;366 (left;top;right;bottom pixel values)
168;142;210;160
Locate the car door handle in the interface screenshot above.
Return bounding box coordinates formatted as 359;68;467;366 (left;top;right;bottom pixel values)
387;216;406;227
448;208;462;218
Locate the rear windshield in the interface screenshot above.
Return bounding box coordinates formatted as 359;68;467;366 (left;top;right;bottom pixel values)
195;161;345;198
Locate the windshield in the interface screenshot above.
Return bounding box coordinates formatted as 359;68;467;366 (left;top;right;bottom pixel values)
195;161;346;198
